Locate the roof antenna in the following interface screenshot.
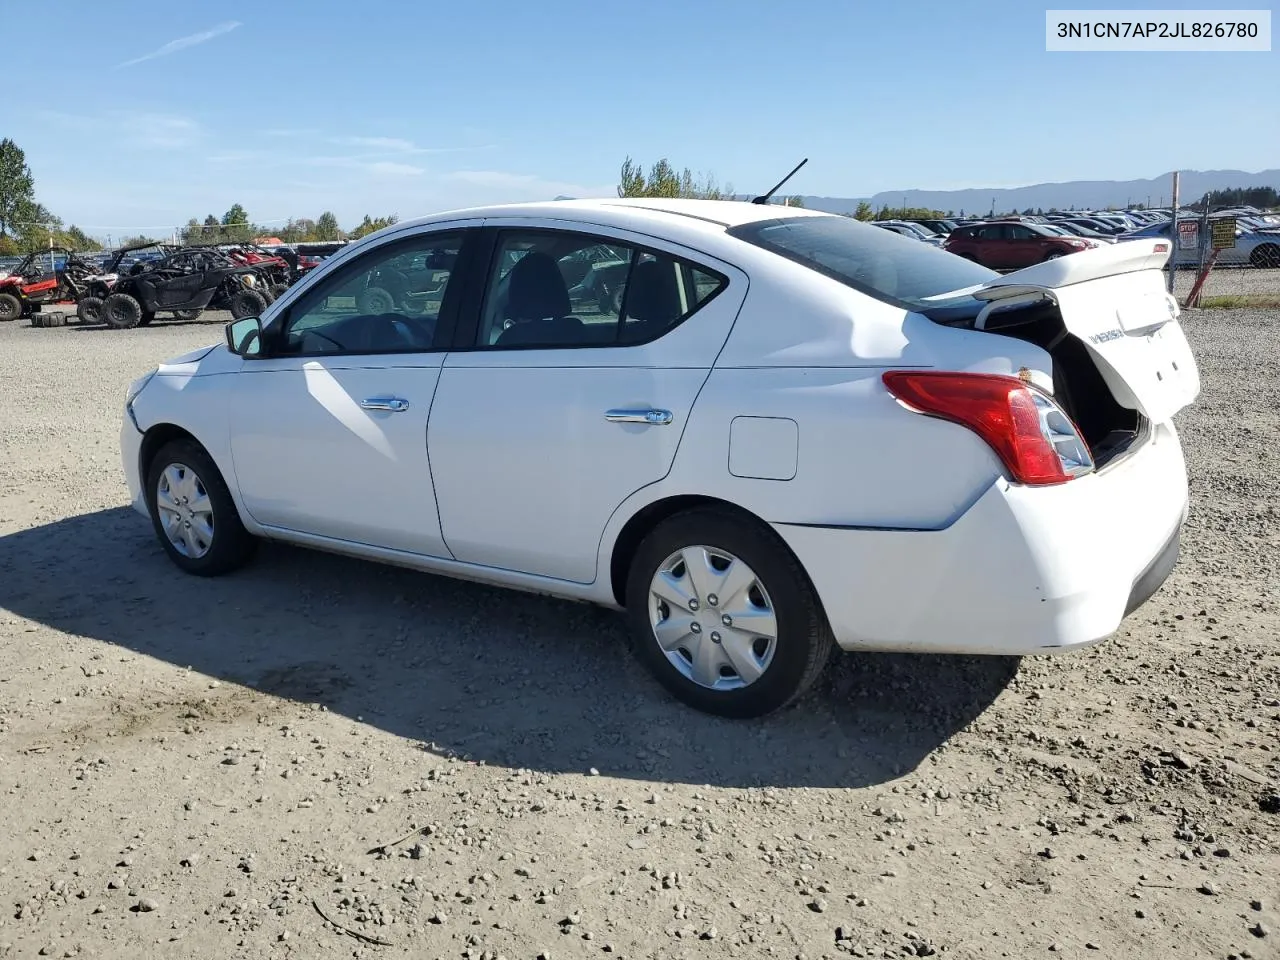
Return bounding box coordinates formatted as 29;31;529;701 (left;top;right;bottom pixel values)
752;158;808;205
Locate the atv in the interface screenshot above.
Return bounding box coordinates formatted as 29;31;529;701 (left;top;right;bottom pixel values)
0;248;103;322
98;247;267;329
74;241;179;324
222;244;295;298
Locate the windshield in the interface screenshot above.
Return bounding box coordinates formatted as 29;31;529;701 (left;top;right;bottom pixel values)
729;215;998;309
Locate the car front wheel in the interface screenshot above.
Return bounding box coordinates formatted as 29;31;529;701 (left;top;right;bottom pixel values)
146;439;256;576
625;508;834;718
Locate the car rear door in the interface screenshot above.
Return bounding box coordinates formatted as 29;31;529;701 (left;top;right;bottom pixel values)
426;222;747;584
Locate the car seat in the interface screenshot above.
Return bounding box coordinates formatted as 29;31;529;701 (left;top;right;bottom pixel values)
494;252;584;347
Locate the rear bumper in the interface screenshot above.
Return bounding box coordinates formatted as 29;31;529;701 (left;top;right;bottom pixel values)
775;421;1188;656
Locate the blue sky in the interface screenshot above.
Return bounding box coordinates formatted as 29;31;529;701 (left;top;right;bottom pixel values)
4;1;1276;238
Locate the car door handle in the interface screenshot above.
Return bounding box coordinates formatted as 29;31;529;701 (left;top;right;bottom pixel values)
605;408;672;425
360;397;410;413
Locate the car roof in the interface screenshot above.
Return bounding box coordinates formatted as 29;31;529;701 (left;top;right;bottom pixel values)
393;197;830;235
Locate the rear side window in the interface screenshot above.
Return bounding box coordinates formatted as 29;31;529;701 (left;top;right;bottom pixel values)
475;229;726;349
730;216;997;309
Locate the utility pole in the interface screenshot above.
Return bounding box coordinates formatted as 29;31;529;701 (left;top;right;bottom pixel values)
1168;172;1181;294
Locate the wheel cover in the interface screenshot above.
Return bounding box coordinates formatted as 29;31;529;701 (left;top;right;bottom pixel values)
155;462;215;559
648;546;778;691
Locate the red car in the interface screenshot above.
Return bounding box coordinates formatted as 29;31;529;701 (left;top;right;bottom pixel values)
944;221;1097;270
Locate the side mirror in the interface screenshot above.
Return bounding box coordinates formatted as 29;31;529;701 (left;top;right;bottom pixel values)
226;316;264;358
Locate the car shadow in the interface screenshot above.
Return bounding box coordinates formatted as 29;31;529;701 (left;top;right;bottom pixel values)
0;508;1017;789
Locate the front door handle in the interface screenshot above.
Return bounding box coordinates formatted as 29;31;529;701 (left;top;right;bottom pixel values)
605;408;672;425
360;397;410;413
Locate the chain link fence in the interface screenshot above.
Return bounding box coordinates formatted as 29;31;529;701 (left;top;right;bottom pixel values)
1168;208;1280;308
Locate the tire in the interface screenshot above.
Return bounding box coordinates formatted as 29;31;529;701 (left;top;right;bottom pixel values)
102;292;144;329
229;289;268;320
139;311;156;327
624;508;834;718
1044;250;1066;261
596;282;621;315
1250;244;1280;269
356;286;395;315
0;292;20;322
268;282;290;301
77;296;104;324
173;309;202;321
30;311;67;328
145;439;256;577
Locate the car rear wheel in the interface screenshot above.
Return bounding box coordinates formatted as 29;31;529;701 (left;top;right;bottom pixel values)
0;292;21;322
625;508;834;718
146;439;256;576
1250;244;1280;269
102;293;144;329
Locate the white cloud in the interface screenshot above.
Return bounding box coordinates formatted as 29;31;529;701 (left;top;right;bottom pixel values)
124;114;203;149
116;21;242;69
337;136;417;152
445;170;613;199
367;161;424;176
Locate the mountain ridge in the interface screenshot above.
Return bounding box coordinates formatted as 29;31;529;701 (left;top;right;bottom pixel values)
790;168;1280;215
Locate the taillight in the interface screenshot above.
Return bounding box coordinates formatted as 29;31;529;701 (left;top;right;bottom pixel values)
882;371;1094;485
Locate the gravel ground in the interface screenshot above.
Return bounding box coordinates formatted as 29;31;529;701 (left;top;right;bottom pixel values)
0;308;1277;960
1173;267;1280;299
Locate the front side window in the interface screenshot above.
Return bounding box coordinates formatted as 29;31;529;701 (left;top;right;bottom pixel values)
274;232;462;355
476;230;725;349
731;215;998;309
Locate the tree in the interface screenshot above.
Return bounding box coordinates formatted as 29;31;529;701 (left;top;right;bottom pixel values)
0;138;36;238
15;203;63;253
852;201;874;221
784;196;805;208
349;214;400;240
616;156;733;200
221;203;250;242
64;225;102;251
315;211;341;241
222;203;248;227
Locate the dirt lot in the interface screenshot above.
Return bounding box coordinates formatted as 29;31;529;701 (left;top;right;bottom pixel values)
0;308;1277;960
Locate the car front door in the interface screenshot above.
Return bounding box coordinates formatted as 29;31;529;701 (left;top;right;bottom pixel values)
427;224;747;583
227;225;479;556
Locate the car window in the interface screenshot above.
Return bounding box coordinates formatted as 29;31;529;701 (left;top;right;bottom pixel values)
475;229;725;349
1008;225;1036;240
729;215;999;309
275;232;462;356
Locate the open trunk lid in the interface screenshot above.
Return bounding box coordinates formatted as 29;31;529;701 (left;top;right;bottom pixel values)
971;239;1200;423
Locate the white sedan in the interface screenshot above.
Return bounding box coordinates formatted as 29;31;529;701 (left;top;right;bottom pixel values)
120;199;1199;717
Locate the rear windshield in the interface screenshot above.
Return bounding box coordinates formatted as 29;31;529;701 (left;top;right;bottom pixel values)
728;216;997;309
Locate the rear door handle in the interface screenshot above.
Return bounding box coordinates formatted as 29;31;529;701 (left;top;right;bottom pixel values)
605;408;672;425
360;397;410;413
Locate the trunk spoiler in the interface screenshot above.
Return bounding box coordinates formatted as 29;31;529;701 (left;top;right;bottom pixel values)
971;238;1172;303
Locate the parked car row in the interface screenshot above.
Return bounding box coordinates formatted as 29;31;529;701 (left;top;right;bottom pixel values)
871;205;1280;270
